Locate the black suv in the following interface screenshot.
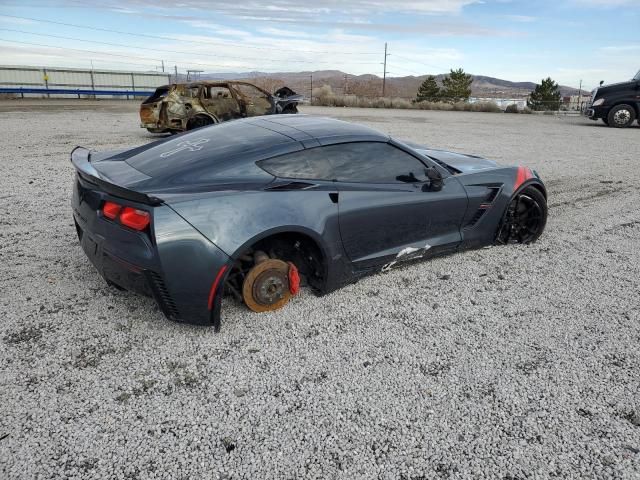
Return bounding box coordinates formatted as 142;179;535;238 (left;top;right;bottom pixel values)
585;70;640;128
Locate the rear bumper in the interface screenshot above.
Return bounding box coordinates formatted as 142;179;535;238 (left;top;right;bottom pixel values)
72;175;231;328
75;219;181;319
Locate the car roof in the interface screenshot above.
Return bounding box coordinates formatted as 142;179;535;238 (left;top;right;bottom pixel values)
166;80;271;90
119;116;390;183
248;115;389;146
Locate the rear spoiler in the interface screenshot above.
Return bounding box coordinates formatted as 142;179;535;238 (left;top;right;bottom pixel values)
71;146;163;206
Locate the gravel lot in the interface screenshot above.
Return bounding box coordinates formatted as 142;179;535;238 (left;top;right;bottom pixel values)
1;101;639;479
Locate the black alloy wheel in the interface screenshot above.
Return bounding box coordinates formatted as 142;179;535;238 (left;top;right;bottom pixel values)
497;186;547;244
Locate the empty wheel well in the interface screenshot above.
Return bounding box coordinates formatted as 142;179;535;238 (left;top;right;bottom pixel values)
186;113;216;128
225;232;327;300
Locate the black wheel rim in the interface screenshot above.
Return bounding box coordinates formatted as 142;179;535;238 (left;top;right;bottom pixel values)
500;193;544;244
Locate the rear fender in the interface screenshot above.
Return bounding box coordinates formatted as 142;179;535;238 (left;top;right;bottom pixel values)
153;205;230;325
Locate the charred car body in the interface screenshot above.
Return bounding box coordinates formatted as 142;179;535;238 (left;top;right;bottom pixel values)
585;69;640;127
140;81;303;133
72;116;547;330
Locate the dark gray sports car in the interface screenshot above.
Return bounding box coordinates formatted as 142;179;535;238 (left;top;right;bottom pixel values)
71;115;547;330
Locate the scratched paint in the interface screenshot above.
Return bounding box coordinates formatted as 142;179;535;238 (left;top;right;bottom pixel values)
382;244;431;272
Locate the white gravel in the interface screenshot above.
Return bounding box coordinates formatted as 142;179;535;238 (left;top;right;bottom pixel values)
1;101;639;479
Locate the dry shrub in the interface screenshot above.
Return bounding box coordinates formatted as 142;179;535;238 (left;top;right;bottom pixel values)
469;102;502;113
312;88;502;113
414;101;453;111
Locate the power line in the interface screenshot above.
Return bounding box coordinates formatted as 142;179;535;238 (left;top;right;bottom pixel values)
388;64;426;76
0;38;225;69
0;13;380;56
391;53;451;74
0;38;382;74
0;28;380;66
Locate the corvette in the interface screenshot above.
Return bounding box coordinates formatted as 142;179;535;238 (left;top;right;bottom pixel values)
71;115;547;330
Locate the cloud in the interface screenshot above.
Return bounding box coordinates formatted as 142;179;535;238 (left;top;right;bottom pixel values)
599;45;640;52
571;0;638;6
503;15;537;22
0;16;37;25
183;20;253;38
109;0;482;16
258;27;317;39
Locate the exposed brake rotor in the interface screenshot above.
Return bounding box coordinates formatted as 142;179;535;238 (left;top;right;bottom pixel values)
242;258;293;313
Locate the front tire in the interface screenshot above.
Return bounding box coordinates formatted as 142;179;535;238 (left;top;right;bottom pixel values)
607;104;636;128
496;186;547;245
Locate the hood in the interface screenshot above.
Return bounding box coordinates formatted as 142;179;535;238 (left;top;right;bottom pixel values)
416;148;499;174
597;80;636;94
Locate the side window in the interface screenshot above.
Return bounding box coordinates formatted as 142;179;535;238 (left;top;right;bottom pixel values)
206;86;233;100
235;84;270;101
178;86;200;98
327;143;428;183
258;148;332;180
257;143;428;183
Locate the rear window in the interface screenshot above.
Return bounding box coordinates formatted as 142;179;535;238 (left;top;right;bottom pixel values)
142;87;169;104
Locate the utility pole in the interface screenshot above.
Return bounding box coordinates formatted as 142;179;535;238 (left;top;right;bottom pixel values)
382;42;389;97
344;74;348;95
310;74;313;105
161;60;165;73
174;65;178;83
577;79;583;111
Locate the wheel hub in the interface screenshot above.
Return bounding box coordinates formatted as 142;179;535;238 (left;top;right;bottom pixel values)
499;193;544;244
253;270;287;305
614;109;631;125
242;259;293;312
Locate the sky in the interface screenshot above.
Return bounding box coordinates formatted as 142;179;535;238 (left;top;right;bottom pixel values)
0;0;638;89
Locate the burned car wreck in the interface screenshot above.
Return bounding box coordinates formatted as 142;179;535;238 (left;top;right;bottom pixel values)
139;81;303;133
72;116;547;330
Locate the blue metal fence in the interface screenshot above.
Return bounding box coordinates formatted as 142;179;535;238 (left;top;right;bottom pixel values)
0;87;154;97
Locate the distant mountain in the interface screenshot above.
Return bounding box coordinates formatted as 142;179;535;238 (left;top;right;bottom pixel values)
192;70;582;98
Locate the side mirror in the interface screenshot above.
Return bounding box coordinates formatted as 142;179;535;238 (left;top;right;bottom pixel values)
599;80;605;86
423;167;443;192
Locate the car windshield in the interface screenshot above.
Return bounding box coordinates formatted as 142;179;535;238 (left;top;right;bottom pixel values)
634;69;640;81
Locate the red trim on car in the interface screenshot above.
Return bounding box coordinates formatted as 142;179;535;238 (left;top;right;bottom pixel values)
514;166;533;191
207;265;228;310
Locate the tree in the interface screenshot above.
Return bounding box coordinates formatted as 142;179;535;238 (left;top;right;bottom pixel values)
527;77;562;111
416;75;440;102
440;68;473;103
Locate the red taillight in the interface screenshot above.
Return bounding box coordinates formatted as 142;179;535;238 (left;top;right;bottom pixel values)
102;201;122;220
119;207;150;231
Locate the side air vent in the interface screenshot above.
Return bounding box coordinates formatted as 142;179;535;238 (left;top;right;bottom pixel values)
485;187;500;204
266;181;316;191
147;271;181;321
464;209;487;229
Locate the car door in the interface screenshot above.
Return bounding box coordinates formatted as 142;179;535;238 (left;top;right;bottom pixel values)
233;83;275;117
329;142;468;270
201;85;242;121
